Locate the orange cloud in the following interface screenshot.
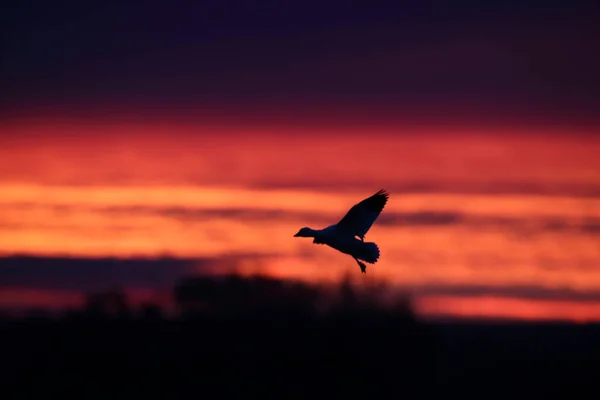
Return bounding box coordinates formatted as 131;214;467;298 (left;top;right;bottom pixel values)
0;120;599;322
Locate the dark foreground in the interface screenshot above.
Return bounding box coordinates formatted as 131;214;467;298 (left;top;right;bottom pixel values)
1;275;599;399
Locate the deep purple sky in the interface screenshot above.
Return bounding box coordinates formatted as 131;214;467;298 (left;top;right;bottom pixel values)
1;0;599;124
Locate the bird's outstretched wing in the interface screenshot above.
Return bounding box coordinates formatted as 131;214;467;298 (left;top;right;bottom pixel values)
335;189;389;239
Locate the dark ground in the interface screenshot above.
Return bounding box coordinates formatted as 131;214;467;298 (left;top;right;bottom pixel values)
1;274;599;399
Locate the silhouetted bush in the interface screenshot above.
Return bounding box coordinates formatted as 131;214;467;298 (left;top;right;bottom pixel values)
1;274;599;399
83;288;131;319
173;274;321;318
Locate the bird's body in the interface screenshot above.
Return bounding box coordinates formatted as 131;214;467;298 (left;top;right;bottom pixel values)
294;189;389;273
310;224;380;261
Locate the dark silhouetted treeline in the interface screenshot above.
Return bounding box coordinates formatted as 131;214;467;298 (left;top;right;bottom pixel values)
1;274;599;399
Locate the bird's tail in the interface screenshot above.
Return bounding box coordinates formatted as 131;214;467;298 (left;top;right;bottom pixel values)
355;241;380;264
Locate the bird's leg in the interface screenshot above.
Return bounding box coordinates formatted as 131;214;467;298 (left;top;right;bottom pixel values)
353;257;367;274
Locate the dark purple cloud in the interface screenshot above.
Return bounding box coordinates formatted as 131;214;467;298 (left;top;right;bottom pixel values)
2;202;599;236
0;255;204;291
1;0;598;124
409;283;600;304
1;254;598;309
0;253;287;292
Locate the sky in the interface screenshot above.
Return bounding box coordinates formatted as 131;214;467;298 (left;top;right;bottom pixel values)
1;0;599;321
2;0;599;123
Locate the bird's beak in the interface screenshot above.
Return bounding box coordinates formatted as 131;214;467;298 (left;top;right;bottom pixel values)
293;232;300;237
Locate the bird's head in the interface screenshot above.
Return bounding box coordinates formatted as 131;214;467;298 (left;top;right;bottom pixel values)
293;227;314;238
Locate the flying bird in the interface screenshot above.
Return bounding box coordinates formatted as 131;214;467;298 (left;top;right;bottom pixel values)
293;189;389;274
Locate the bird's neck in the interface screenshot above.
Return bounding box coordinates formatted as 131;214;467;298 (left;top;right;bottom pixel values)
306;228;321;237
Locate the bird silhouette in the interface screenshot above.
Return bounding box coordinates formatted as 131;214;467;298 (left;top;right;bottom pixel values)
294;189;389;273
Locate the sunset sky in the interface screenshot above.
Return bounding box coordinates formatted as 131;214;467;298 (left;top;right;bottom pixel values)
1;0;599;321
